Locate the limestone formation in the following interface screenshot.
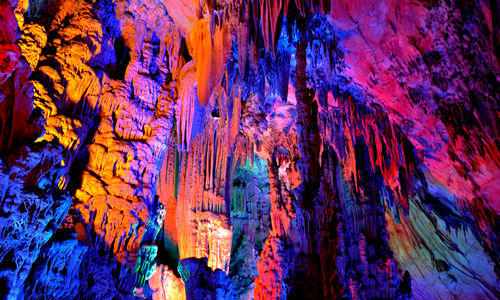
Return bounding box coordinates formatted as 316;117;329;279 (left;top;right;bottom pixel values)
1;0;500;299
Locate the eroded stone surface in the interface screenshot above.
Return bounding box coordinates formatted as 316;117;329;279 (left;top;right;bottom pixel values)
1;0;500;299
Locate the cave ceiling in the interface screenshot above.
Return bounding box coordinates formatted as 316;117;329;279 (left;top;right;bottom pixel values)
0;0;500;299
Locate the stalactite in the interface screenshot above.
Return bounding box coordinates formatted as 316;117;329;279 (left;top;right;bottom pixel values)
190;18;212;107
190;7;233;107
164;116;251;274
259;0;287;58
236;0;251;78
2;0;500;299
176;61;197;151
320;93;417;212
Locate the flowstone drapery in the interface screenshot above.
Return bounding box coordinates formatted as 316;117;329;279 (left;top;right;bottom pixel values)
1;0;500;299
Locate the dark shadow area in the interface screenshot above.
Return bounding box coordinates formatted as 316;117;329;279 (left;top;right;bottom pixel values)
107;37;130;80
155;224;180;277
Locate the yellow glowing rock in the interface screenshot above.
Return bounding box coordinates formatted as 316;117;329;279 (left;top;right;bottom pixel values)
18;23;47;70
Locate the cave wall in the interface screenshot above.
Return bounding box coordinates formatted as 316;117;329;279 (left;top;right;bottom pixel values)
0;0;499;299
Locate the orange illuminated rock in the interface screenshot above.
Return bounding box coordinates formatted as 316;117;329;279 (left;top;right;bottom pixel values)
190;18;212;106
2;0;500;299
166;117;252;274
148;265;186;300
189;7;233;107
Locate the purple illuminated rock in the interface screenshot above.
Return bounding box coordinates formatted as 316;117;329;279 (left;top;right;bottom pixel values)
0;0;500;299
179;257;236;300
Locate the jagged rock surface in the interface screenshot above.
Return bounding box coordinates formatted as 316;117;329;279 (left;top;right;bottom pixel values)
1;0;500;299
178;257;237;300
230;157;271;299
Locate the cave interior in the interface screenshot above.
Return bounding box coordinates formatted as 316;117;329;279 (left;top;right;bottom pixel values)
1;0;500;299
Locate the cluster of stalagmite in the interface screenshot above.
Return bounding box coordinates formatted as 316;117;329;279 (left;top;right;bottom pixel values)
1;0;500;299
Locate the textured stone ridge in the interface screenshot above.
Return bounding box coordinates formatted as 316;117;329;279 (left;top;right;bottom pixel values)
179;257;236;300
1;0;500;299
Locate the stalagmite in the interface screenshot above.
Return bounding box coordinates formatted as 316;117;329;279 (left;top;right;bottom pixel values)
1;0;500;299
